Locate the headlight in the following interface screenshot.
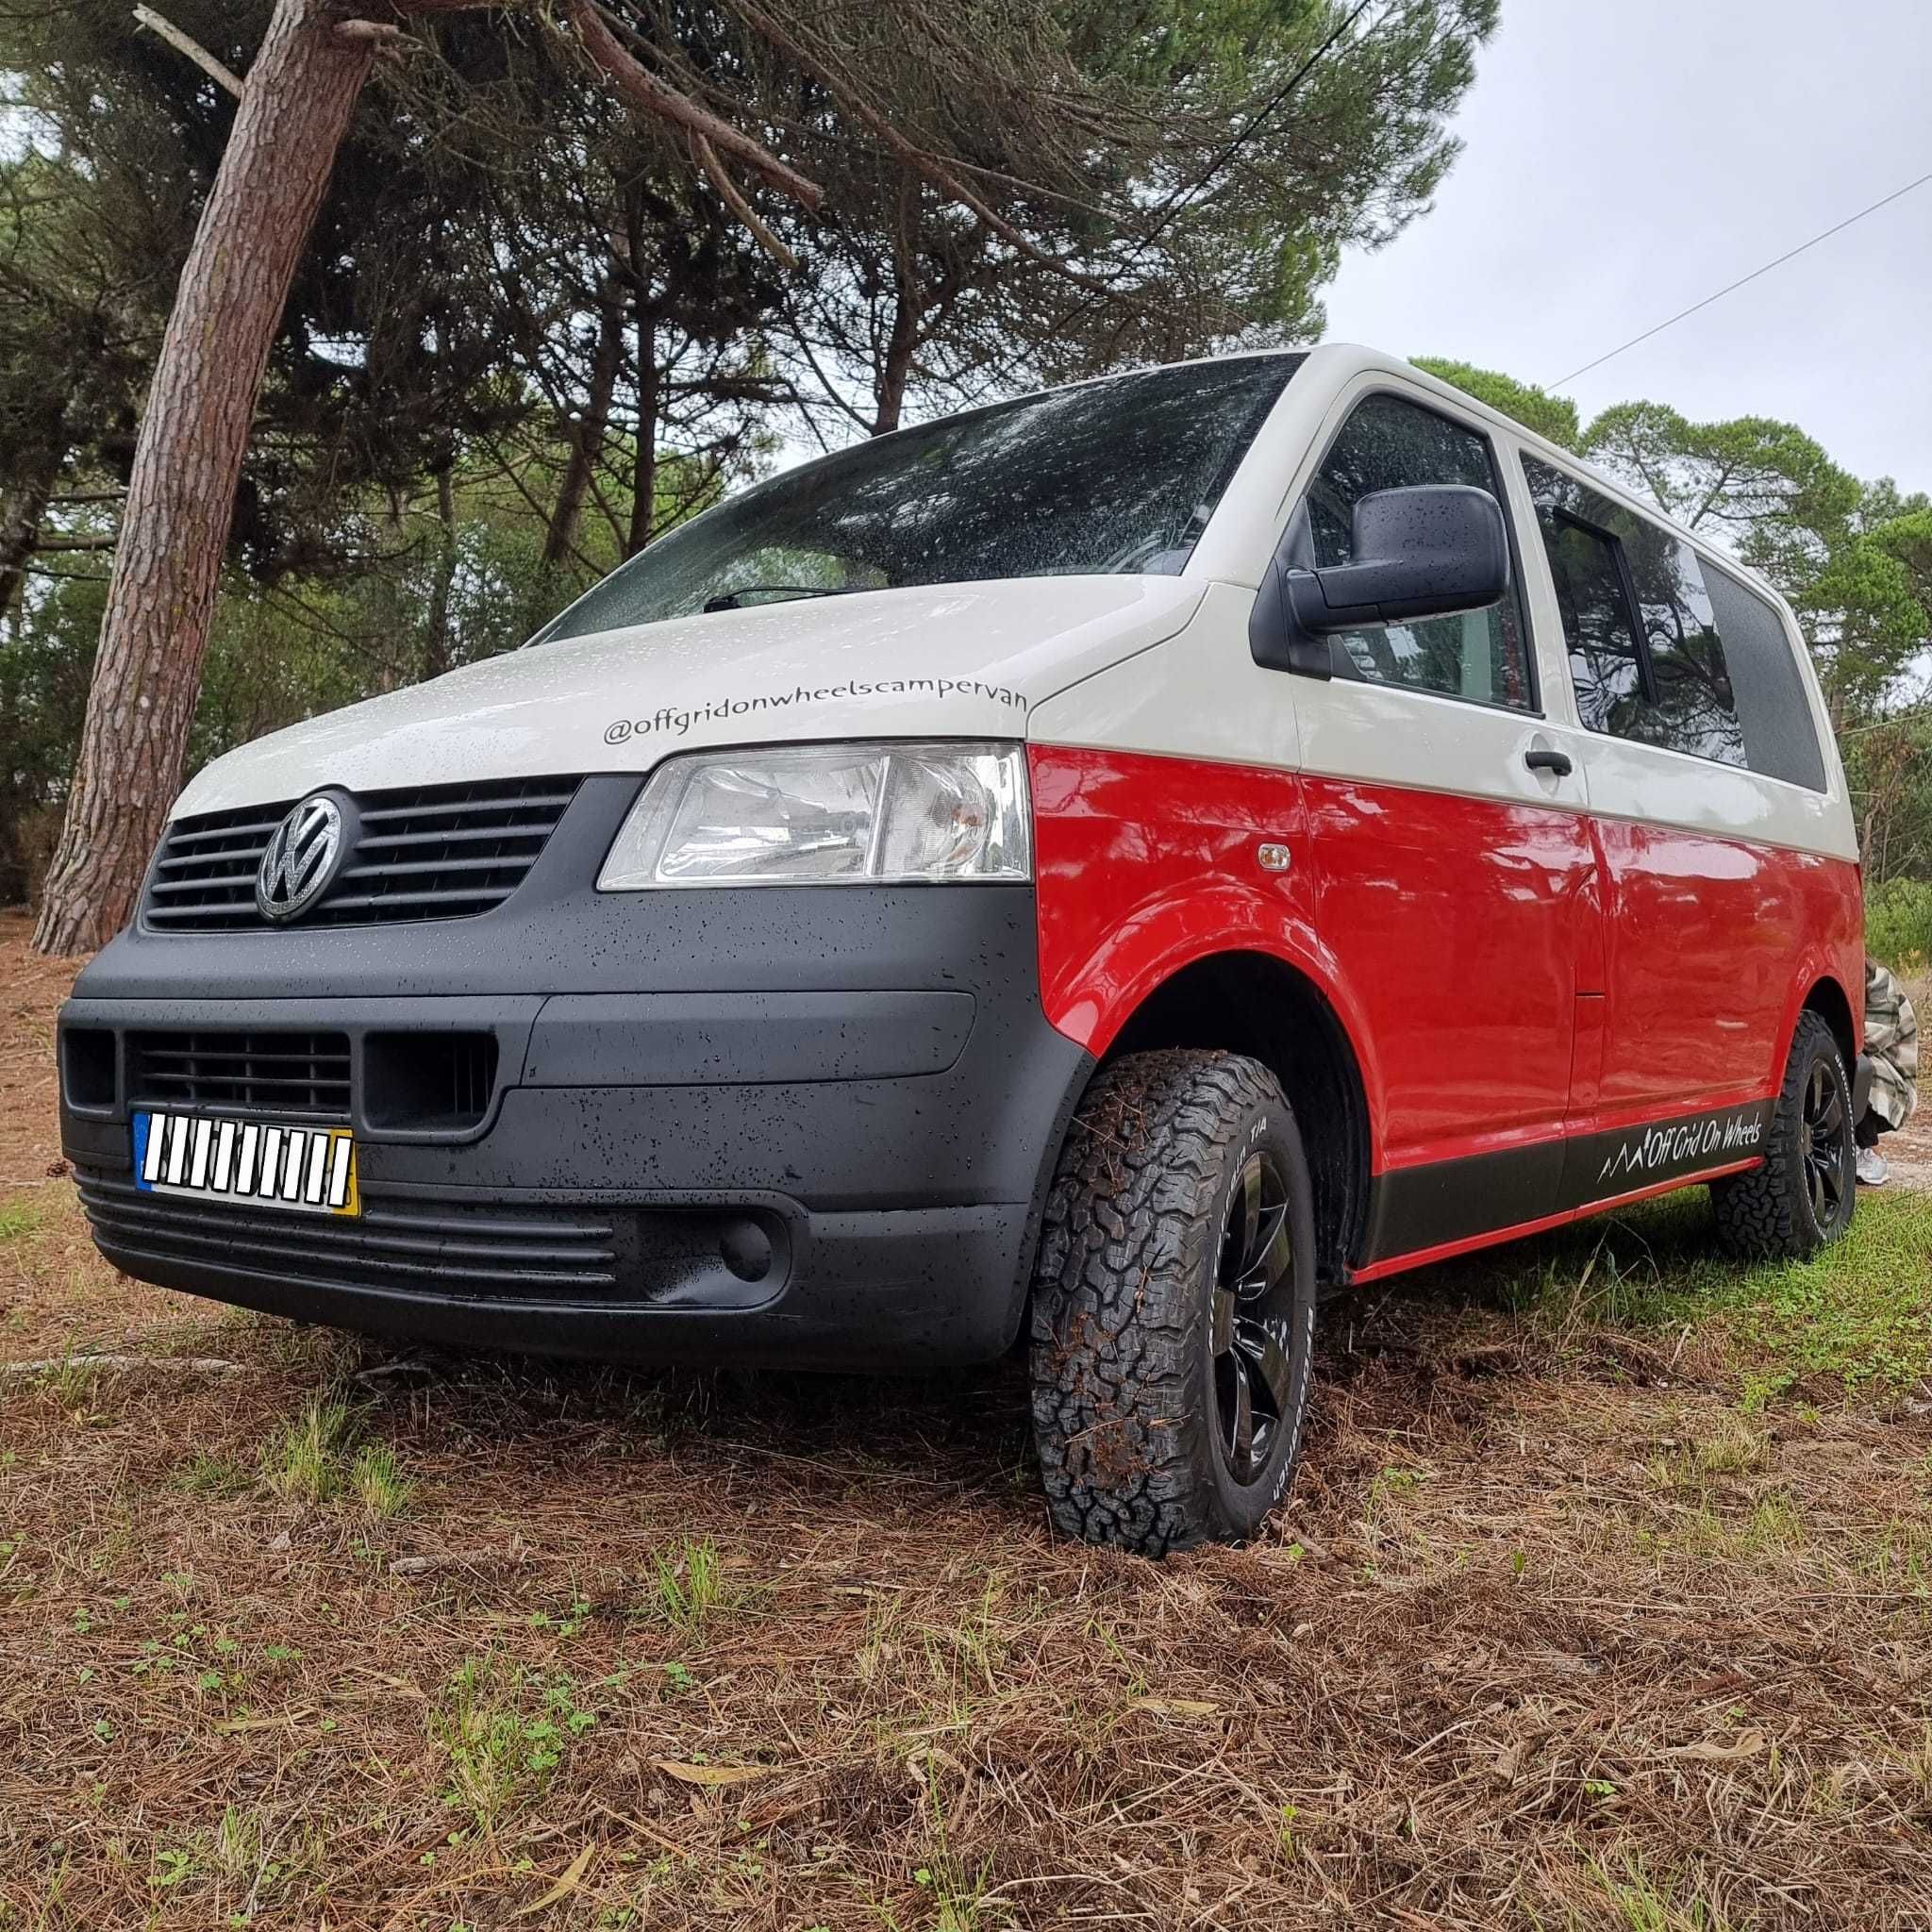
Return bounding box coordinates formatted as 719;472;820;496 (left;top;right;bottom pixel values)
597;741;1031;889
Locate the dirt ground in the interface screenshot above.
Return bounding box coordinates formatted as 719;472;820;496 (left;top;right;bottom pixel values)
6;907;1932;1931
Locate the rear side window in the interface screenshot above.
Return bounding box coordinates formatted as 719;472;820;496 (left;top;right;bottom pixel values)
1523;458;1746;771
1301;393;1534;710
1701;561;1828;791
1623;528;1744;768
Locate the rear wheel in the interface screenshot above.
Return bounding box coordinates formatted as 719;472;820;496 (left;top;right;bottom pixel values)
1027;1050;1317;1556
1711;1010;1856;1260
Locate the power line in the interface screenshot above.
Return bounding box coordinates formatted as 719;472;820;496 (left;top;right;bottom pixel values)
1029;0;1380;352
1127;0;1380;271
1552;166;1932;390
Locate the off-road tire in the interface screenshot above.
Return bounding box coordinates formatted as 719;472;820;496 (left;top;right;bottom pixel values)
1028;1049;1318;1557
1711;1010;1856;1260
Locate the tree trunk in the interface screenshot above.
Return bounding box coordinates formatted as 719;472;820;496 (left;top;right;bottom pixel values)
873;290;920;436
423;467;458;682
542;284;626;568
31;0;375;956
0;473;55;637
0;407;68;633
626;314;660;560
872;180;923;436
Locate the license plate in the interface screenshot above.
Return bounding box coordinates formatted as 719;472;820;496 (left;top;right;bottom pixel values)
134;1111;359;1217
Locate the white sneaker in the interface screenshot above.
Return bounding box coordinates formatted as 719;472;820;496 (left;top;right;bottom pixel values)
1857;1147;1890;1187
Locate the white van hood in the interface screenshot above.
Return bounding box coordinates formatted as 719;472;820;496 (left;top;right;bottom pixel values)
175;575;1206;815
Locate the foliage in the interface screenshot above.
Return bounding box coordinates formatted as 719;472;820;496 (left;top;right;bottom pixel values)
1;0;1507;909
1865;877;1932;973
1412;356;1580;449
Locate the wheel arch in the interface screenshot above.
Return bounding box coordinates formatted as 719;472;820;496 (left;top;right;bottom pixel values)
1800;971;1858;1079
1097;948;1373;1287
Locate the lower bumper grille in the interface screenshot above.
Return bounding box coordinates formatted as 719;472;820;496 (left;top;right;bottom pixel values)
77;1174;623;1301
130;1030;351;1120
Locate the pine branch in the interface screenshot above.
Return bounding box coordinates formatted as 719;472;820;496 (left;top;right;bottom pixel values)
691;134;798;271
724;0;1124;299
130;5;244;99
562;0;823;210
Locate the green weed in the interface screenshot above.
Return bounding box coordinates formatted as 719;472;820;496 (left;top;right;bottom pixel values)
348;1442;414;1519
431;1657;595;1831
261;1399;358;1505
645;1536;726;1637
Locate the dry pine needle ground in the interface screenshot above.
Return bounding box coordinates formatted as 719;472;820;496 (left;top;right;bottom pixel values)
4;908;1932;1931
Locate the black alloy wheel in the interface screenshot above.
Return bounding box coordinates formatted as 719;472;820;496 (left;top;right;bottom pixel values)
1802;1057;1850;1228
1211;1148;1300;1487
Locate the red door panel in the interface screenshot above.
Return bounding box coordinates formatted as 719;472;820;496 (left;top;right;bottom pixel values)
1301;776;1595;1170
1592;820;1809;1120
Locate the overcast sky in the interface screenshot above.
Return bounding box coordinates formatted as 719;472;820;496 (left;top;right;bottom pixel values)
1320;0;1932;492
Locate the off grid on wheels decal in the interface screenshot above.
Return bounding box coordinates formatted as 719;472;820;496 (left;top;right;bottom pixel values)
1587;1101;1769;1193
1360;1097;1779;1267
604;676;1028;744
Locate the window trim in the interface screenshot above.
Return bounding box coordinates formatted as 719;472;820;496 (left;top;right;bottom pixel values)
1530;502;1638;726
1287;383;1543;719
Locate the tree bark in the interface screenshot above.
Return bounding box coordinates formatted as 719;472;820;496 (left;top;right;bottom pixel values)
626;314;660;560
0;473;56;636
423;467;458;682
869;178;923;436
32;0;375;955
542;285;626;568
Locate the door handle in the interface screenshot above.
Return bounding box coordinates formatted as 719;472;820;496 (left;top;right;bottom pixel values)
1524;748;1573;777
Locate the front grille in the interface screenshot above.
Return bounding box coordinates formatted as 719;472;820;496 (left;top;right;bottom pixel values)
143;775;581;930
130;1030;352;1120
78;1175;623;1301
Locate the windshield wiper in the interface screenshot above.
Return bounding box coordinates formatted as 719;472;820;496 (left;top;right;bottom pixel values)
702;584;858;613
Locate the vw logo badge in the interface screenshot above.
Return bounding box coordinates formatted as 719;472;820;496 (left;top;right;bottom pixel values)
256;792;347;923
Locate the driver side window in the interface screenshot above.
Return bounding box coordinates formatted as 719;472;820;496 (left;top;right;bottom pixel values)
1302;393;1534;710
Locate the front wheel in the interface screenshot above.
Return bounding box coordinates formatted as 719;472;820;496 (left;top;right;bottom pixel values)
1711;1010;1856;1260
1028;1050;1318;1557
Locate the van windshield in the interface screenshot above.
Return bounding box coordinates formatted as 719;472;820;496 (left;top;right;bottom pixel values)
539;354;1303;642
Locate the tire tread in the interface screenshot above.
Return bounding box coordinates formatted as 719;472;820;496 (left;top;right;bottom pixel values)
1028;1049;1306;1557
1711;1010;1852;1260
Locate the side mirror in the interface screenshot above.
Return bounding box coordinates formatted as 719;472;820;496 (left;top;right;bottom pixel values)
1250;484;1511;677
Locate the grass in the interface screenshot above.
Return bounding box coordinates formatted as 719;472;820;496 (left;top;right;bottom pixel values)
170;1450;254;1499
257;1397;416;1518
645;1536;728;1636
0;1196;45;1243
1444;1186;1932;1394
260;1397;359;1504
1584;1852;1733;1932
7;1208;1932;1930
349;1441;415;1519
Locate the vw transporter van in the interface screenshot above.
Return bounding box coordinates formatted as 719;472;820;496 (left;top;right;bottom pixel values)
58;346;1868;1554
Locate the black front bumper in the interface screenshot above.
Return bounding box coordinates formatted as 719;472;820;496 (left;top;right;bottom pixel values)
58;777;1094;1369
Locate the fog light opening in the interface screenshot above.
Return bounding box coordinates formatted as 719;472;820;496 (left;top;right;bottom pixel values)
718;1218;774;1284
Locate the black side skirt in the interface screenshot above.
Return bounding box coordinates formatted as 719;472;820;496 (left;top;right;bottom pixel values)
1358;1096;1775;1271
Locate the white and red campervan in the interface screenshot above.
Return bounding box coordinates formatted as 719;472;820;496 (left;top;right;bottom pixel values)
59;346;1866;1553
